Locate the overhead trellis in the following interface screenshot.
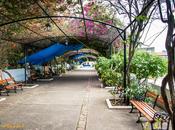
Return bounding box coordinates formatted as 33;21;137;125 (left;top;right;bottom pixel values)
0;0;123;54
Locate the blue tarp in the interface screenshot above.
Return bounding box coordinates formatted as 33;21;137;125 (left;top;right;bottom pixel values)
19;43;83;65
71;53;85;60
71;53;97;60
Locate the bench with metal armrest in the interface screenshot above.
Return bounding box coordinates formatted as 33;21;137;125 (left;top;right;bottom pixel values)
0;80;10;96
130;91;170;130
5;78;23;91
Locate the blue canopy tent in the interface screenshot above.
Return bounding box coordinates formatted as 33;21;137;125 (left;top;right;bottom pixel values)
70;53;85;60
19;43;83;65
70;53;97;60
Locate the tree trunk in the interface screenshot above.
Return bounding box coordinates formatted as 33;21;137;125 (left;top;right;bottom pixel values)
172;113;175;130
159;1;175;129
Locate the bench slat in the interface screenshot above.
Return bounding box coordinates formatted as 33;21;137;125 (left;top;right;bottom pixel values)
146;91;158;99
131;100;155;115
138;102;155;117
134;101;155;118
138;101;156;113
130;100;154;121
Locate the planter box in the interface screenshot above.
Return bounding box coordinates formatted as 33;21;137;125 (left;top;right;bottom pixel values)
106;99;132;109
37;78;54;81
105;86;116;89
23;84;39;89
100;82;107;88
100;83;104;88
0;98;6;102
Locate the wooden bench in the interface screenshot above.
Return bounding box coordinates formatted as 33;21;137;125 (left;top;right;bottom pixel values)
0;78;23;94
130;91;170;130
0;80;10;96
5;78;23;91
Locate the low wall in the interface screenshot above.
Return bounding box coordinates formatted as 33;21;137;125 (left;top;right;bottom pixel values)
2;68;27;82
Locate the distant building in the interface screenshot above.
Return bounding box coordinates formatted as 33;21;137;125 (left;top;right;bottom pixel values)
139;47;155;53
139;47;167;58
154;51;167;58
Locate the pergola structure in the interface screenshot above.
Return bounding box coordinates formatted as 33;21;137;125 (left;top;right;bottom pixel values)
0;0;124;55
0;0;153;91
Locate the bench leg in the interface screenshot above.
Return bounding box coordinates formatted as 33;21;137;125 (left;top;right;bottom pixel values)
136;111;142;123
166;119;170;130
119;91;123;98
151;122;154;130
130;104;134;113
20;85;23;91
14;86;17;93
6;90;9;96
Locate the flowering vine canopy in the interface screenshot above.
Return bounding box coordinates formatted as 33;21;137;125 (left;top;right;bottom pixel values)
0;0;122;54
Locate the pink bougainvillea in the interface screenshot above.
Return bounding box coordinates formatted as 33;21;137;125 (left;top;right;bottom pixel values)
69;1;112;38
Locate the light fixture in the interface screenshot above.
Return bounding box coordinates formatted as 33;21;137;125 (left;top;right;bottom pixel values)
65;39;68;45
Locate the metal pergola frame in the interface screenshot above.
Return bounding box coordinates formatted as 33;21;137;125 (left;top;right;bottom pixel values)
0;0;155;92
0;13;126;90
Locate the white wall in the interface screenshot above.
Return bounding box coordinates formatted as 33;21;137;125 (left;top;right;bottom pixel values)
2;68;27;82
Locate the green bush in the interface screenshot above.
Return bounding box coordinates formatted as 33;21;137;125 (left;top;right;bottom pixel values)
110;51;124;73
95;57;110;77
131;51;167;80
96;50;167;95
101;70;121;86
125;80;154;100
95;52;123;87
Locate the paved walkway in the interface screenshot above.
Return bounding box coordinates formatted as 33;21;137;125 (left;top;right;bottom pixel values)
0;70;141;130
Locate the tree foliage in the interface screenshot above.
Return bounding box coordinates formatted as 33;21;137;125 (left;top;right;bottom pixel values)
0;42;23;69
95;54;123;87
131;51;167;80
105;0;158;88
96;50;167;88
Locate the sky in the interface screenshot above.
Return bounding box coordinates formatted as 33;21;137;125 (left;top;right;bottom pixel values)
118;13;167;53
140;20;167;52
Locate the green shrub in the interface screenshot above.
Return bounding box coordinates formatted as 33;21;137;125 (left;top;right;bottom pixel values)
95;57;110;77
125;80;146;100
131;51;167;81
96;52;123;87
101;69;121;86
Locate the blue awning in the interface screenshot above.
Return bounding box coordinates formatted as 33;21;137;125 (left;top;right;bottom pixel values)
71;53;85;60
19;43;83;65
70;53;97;60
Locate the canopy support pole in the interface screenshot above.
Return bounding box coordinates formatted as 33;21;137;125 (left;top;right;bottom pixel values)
24;45;28;84
54;57;59;75
44;65;46;78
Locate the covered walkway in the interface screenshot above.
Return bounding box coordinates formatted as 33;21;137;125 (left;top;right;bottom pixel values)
0;70;141;130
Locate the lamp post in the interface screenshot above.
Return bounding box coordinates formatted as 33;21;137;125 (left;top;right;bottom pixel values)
24;45;27;84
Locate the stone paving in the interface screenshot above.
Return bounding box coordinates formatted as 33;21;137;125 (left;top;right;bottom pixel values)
0;70;141;130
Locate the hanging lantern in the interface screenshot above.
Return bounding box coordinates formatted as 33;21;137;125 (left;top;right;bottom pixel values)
65;39;69;45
